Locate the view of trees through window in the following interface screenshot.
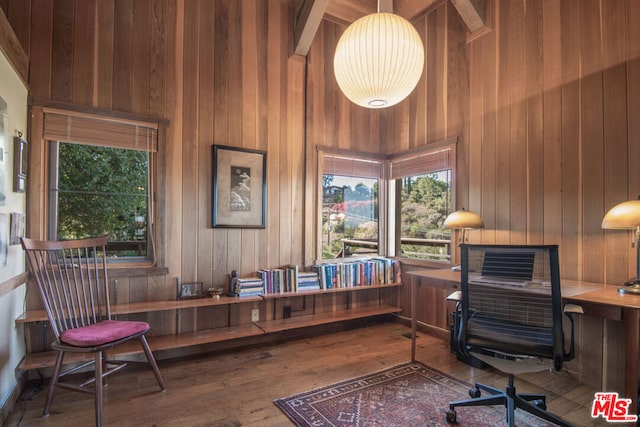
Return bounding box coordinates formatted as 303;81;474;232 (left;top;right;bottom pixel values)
52;142;149;258
322;175;378;259
399;170;452;260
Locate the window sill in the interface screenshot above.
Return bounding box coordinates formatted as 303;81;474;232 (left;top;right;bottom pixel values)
108;265;169;277
395;257;452;269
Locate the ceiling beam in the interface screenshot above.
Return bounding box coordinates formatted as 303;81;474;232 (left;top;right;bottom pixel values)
294;0;331;56
324;0;440;25
378;0;393;13
292;0;448;56
449;0;485;33
394;0;443;21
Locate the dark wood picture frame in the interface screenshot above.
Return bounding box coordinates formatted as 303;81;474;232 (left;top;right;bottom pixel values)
13;136;27;193
212;145;266;228
178;282;204;300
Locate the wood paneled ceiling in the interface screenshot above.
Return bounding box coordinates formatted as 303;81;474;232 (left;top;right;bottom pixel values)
293;0;485;55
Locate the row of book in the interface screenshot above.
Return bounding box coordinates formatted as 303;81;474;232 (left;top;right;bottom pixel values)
229;257;398;296
311;257;398;289
258;265;321;294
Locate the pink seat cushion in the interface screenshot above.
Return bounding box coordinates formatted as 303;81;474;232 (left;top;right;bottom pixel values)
60;320;150;347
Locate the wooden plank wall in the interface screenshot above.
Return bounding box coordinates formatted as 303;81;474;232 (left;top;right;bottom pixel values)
390;0;639;390
2;0;639;388
6;0;306;342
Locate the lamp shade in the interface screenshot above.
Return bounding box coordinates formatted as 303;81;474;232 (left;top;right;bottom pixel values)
333;13;424;109
443;209;485;230
602;200;640;229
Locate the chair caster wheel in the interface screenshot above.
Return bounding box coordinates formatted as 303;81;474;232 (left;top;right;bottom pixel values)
533;399;546;410
446;409;457;423
468;386;481;398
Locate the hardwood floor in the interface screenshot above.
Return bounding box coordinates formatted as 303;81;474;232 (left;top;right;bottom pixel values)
5;320;608;426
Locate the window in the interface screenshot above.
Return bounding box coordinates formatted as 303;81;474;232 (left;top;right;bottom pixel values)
390;143;455;262
320;153;384;259
44;109;158;261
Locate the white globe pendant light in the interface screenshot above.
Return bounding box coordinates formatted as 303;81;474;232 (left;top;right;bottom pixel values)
333;11;424;109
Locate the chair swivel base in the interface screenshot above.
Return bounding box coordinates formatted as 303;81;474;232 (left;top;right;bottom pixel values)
445;374;572;427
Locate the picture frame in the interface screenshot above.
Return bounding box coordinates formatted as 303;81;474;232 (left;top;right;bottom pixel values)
13;136;27;193
9;212;25;245
178;282;204;300
212;145;266;228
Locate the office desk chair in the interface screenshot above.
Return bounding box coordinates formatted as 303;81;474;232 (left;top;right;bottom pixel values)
21;236;166;427
446;244;581;427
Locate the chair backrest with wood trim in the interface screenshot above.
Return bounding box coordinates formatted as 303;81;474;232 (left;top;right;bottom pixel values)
21;236;111;342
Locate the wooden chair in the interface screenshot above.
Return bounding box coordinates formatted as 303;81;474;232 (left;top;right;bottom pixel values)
21;235;166;426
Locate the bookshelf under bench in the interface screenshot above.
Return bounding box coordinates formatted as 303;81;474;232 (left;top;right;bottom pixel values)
16;283;402;371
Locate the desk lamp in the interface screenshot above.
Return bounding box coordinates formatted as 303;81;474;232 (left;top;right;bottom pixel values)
443;208;484;270
602;198;640;294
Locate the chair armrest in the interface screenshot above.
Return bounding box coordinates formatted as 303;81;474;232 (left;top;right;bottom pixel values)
447;291;461;302
564;303;583;315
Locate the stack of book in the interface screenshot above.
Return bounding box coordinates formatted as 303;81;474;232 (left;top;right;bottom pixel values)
229;276;264;297
297;271;321;292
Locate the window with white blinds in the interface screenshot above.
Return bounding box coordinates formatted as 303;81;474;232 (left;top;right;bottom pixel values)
320;151;384;259
43;108;158;152
322;153;384;179
318;142;457;262
389;144;453;179
45;107;159;262
391;141;456;262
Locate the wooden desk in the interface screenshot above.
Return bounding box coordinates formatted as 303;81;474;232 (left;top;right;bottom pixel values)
408;269;639;415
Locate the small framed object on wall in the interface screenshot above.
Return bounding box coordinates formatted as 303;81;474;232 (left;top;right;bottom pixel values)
13;135;27;193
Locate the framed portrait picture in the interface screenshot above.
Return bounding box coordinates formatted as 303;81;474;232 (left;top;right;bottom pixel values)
212;145;266;228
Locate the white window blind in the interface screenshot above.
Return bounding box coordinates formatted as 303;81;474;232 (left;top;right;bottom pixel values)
389;144;454;179
43;108;158;152
322;152;384;179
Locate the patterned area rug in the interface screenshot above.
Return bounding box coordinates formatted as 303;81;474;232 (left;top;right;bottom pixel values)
274;362;557;426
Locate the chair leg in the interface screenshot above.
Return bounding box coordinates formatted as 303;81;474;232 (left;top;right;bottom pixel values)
450;392;507;409
95;350;103;427
139;335;166;391
506;394;516;427
518;392;546;402
44;351;65;416
514;395;573;427
102;349;108;388
476;382;505;396
448;376;572;427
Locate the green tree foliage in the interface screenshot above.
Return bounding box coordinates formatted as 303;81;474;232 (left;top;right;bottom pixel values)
57;143;148;242
401;173;450;239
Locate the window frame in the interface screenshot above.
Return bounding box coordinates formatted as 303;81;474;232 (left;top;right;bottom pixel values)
316;139;458;267
388;138;458;267
41;106;160;266
317;148;388;261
